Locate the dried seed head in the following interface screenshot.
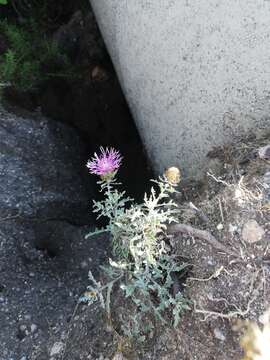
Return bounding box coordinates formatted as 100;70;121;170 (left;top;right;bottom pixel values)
164;166;181;185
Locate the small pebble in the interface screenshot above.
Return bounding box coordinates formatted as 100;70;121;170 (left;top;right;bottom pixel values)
258;145;270;160
217;223;223;231
80;261;88;269
229;224;238;234
50;342;64;356
17;324;28;340
242;220;265;243
30;324;37;333
112;353;126;360
214;328;226;341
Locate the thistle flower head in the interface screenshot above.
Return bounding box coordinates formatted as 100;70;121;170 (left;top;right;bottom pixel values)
87;147;122;180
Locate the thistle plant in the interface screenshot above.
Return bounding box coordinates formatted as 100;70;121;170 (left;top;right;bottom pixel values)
83;147;190;341
86;147;132;257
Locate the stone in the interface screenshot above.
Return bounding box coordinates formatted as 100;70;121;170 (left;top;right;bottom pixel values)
213;328;226;341
229;224;238;234
258;145;270;160
216;223;224;231
53;10;104;63
50;342;64;356
0;106;94;253
80;260;88;269
91;66;108;82
242;220;265;244
17;325;28;340
112;353;126;360
30;324;37;333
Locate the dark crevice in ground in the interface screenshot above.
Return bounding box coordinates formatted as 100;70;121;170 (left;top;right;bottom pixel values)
1;1;154;201
0;2;154;359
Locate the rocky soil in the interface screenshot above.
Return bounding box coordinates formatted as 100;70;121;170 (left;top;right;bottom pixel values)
0;4;152;359
60;129;269;360
0;3;269;360
0;106;109;360
0;100;269;360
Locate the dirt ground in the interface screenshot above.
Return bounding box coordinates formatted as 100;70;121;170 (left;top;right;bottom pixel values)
0;223;110;360
1;129;269;360
62;128;270;360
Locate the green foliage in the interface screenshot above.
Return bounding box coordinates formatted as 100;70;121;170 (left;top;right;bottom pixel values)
0;20;73;91
0;0;8;5
88;177;178;263
121;255;190;326
1;50;16;81
84;256;191;342
6;0;82;30
88;179;133;259
119;179;178;267
84;176;191;342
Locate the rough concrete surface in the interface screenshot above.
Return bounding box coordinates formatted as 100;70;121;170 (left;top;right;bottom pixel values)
89;0;270;178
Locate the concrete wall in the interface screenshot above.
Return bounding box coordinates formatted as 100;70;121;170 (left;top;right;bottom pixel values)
89;0;270;178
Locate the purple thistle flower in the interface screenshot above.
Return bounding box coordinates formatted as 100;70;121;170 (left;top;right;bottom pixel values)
86;147;122;178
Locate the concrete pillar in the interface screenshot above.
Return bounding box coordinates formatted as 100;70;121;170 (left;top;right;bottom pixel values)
90;0;270;178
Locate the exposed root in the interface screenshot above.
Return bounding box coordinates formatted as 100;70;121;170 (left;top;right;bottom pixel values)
0;211;21;222
207;172;231;187
194;269;263;322
194;294;258;322
168;223;238;257
187;266;226;283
